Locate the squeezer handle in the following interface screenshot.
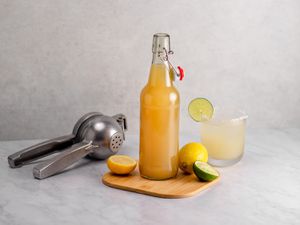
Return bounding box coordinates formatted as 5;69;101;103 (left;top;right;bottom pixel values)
7;134;75;168
33;142;94;179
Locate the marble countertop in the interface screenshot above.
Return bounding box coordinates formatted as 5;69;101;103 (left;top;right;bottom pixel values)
0;129;299;225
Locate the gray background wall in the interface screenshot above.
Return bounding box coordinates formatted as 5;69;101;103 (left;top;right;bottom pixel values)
0;0;299;140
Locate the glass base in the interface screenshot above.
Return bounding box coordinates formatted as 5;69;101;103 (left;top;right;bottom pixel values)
208;154;243;167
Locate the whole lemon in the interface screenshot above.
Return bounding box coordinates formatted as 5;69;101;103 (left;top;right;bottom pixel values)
179;142;208;174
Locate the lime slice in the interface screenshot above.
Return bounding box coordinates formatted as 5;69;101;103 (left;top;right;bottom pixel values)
188;98;214;122
193;161;219;181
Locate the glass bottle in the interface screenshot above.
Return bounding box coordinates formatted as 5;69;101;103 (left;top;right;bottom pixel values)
139;33;180;180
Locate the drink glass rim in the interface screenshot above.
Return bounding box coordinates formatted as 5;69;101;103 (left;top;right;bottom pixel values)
202;108;248;125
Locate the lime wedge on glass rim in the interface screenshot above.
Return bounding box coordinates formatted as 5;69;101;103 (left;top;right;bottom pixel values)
188;98;214;122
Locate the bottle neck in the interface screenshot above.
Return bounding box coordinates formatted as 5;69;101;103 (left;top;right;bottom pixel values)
152;52;168;65
148;53;172;87
147;33;173;87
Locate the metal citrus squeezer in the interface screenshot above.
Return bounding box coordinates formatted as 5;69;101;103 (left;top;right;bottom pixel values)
8;112;127;179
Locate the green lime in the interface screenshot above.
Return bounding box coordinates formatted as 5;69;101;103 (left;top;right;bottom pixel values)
188;98;214;122
193;161;219;181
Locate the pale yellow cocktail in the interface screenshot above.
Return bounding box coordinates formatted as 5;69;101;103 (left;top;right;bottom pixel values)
200;112;247;167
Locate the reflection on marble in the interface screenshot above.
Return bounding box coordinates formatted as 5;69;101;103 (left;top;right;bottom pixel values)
0;129;300;225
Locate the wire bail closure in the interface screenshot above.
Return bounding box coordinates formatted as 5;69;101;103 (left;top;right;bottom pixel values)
161;48;184;81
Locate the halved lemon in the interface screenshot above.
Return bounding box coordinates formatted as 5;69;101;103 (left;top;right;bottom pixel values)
107;155;137;175
188;98;214;122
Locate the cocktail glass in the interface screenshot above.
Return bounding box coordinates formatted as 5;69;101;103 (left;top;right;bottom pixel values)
200;109;248;167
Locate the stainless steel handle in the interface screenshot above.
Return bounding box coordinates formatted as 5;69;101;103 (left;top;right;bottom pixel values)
7;134;76;168
33;141;94;179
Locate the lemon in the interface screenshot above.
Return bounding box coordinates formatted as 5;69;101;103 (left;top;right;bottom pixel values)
107;155;137;175
188;98;214;122
179;142;208;174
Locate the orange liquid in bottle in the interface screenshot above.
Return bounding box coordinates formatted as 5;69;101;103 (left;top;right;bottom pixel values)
139;61;180;180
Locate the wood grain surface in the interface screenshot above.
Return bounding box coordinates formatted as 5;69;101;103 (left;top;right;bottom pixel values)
102;168;220;198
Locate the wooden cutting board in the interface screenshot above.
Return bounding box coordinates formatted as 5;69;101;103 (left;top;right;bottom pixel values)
102;168;220;198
